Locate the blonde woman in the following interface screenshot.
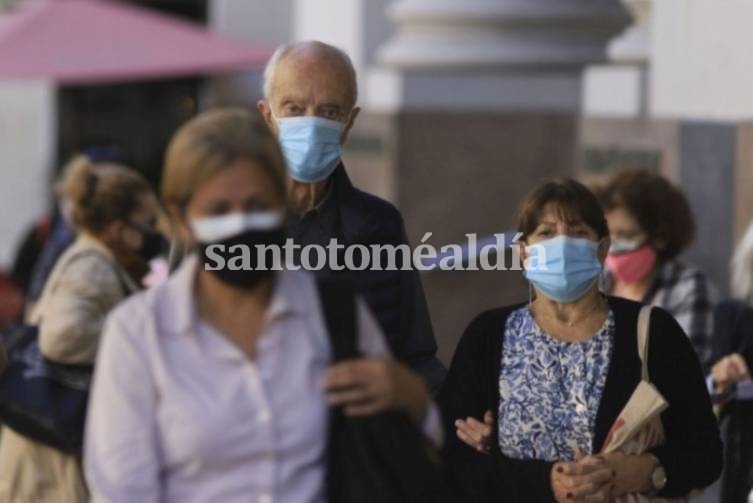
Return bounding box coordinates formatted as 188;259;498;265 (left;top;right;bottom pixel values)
84;109;440;502
0;156;162;502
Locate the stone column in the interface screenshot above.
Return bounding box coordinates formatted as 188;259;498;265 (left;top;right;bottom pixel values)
357;0;628;363
583;0;652;119
608;0;651;64
371;0;629;112
579;0;670;203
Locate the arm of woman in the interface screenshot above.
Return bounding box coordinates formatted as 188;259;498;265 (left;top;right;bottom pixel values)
648;307;723;497
84;303;160;503
436;309;539;502
38;255;123;364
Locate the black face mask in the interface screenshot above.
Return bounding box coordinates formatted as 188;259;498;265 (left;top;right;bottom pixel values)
198;228;287;290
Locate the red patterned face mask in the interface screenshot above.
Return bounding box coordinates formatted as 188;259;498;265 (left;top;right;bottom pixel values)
606;245;657;284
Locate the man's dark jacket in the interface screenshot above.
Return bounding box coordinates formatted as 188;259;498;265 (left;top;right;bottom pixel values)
287;164;445;391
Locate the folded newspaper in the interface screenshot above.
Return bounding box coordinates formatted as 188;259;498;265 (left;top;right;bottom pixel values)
601;381;689;503
602;380;668;455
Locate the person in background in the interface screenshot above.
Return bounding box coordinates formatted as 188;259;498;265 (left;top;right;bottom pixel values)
257;40;445;392
0;273;24;329
84;109;441;502
711;219;753;395
0;155;162;502
595;168;717;370
709;219;753;503
9;216;55;314
439;179;721;502
23;147;123;315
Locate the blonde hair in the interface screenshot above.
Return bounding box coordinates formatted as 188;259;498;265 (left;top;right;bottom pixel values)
63;155;152;233
731;219;753;304
162;108;287;210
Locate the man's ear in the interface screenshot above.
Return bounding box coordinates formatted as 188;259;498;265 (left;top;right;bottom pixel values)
257;100;276;132
340;107;361;145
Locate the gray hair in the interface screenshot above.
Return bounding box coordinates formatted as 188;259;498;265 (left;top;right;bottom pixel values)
262;41;358;108
731;219;753;304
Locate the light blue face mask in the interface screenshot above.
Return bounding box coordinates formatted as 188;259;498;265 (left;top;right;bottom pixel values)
275;116;346;183
523;235;603;303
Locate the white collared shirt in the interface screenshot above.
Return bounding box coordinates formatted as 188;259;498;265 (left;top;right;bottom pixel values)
84;255;441;503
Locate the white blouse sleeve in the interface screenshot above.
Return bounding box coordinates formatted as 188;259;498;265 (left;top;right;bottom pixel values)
354;296;443;447
354;297;391;357
84;304;161;503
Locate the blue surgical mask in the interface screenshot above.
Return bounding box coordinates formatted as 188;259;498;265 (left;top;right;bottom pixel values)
275;116;346;183
523;235;603;303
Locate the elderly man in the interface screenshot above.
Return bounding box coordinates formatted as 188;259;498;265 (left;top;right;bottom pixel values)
258;41;445;391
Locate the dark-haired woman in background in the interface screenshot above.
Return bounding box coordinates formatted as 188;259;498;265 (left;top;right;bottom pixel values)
0;155;162;502
595;169;717;370
439;179;721;502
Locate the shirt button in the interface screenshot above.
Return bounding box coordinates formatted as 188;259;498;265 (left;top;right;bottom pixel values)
575;404;586;413
259;409;271;423
259;494;273;503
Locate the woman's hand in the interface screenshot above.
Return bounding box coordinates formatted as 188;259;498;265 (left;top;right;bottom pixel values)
602;452;654;496
454;410;493;453
322;357;429;423
711;353;750;393
551;451;614;502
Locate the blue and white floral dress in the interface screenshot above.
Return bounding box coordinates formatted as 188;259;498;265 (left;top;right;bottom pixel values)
498;306;614;462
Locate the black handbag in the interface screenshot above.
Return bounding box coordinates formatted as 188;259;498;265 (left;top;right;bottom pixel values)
0;250;126;455
0;323;92;454
317;279;456;503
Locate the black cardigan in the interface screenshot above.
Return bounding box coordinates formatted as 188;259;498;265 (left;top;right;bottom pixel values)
438;296;722;503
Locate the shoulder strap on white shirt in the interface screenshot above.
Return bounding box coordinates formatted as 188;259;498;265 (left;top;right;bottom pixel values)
637;305;653;382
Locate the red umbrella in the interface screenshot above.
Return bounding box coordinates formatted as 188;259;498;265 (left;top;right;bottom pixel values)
0;0;271;84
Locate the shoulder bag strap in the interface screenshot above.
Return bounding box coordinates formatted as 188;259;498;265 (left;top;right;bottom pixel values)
316;277;358;362
637;305;653;382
